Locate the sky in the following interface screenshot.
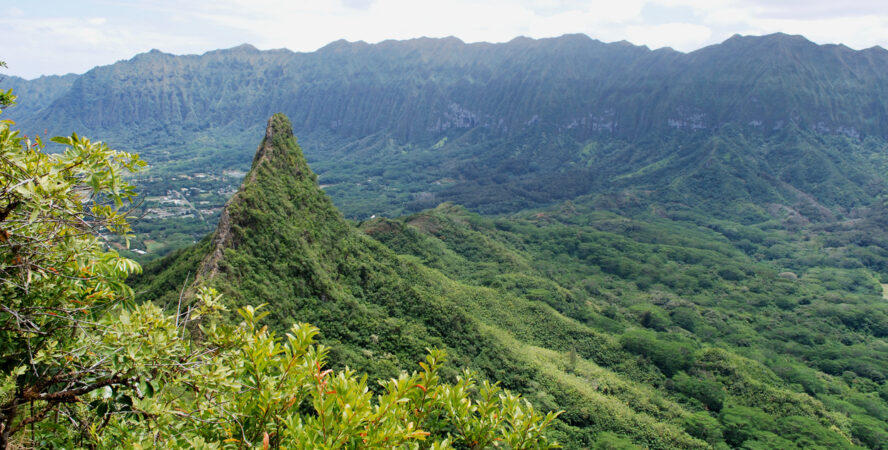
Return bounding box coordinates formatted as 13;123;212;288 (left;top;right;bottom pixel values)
3;0;888;79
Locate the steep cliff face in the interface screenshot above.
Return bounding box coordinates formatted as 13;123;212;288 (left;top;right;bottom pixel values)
12;33;888;142
7;33;888;220
23;46;294;137
5;36;888;245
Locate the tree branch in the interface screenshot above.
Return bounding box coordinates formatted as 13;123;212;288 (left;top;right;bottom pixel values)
23;374;126;403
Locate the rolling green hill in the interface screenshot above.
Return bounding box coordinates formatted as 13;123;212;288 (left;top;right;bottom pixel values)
135;115;888;448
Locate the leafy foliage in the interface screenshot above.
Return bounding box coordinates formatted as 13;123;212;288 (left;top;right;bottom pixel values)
88;301;560;449
0;96;147;446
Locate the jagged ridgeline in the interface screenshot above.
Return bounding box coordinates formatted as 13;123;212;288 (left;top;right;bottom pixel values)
9;33;888;220
135;115;880;448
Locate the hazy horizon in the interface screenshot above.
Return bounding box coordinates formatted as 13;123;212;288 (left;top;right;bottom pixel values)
4;0;888;79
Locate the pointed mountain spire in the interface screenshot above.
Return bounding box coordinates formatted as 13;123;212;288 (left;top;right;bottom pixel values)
197;113;323;280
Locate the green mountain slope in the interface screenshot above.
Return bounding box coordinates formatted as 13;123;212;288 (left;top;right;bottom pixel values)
2;73;78;121
135;115;886;448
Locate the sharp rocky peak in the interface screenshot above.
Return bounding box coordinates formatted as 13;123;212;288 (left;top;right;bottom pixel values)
251;113;296;171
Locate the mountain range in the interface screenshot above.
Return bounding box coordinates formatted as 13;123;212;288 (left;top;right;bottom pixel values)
4;32;888;447
7;33;888;219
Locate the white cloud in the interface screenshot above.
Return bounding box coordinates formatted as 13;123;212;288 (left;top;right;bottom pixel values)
192;0;652;51
341;0;375;10
626;22;712;50
0;12;224;78
3;0;888;78
3;6;24;17
743;15;888;49
703;7;754;26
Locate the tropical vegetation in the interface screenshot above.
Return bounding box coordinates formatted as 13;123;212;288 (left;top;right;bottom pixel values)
0;79;559;448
